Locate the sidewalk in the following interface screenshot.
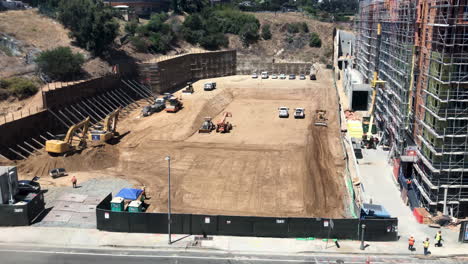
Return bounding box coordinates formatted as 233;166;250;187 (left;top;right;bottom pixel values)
0;226;466;257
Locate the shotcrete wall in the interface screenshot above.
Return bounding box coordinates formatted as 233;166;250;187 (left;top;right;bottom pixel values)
138;50;236;94
237;57;312;75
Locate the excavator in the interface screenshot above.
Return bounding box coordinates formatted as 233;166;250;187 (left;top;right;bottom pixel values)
216;112;233;133
45;117;90;155
88;107;122;143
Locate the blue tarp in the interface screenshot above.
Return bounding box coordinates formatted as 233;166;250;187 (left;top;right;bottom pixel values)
360;203;391;219
115;188;142;200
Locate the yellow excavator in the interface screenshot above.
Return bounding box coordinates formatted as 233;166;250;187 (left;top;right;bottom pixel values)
45;117;91;155
88;107;121;143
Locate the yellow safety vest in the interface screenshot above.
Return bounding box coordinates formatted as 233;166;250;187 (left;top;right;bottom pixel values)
423;241;430;248
436;233;441;241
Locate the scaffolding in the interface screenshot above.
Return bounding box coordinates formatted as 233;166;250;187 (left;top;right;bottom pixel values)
356;0;468;217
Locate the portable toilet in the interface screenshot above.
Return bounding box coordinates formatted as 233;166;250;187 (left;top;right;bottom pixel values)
128;200;142;213
111;197;124;212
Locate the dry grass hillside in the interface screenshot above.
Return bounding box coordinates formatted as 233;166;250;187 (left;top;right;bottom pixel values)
234;12;349;63
0;9;110;79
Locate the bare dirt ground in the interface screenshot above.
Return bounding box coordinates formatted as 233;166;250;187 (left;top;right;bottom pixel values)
15;68;347;218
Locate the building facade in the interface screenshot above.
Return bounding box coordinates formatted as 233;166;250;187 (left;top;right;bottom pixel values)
355;0;468;217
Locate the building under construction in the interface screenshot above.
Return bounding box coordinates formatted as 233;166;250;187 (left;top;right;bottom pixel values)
355;0;468;217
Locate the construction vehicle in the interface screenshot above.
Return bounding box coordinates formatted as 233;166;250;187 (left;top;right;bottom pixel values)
204;82;216;91
216;112;233;133
310;65;317;80
165;97;183;113
361;75;386;147
278;107;289;118
199;117;215;133
142;97;166;117
182;82;194;94
88;107;121;143
45;117;90;155
294;108;305;119
314;110;328;127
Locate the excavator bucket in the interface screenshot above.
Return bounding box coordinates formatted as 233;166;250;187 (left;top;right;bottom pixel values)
314;110;328;127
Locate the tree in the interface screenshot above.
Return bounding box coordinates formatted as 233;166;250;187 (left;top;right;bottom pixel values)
240;22;260;47
57;0;118;55
125;21;138;35
36;47;85;81
309;32;322;47
261;24;272;40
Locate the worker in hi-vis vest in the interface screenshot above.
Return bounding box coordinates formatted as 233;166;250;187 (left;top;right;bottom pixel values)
423;237;430;255
408;236;415;251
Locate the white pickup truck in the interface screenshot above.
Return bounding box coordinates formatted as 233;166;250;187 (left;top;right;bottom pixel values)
294;108;305;119
278;107;289;118
204;82;216;91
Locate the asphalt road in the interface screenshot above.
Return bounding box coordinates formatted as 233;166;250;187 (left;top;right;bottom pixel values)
0;245;465;264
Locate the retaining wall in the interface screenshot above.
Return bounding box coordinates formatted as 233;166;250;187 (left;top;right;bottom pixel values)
138;50;237;94
96;194;399;241
237;58;312;75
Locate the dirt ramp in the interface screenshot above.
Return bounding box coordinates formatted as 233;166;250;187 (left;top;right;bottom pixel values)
188;89;234;136
17;144;119;177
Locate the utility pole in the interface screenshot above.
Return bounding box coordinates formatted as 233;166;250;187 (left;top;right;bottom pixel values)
360;224;366;250
166;156;171;245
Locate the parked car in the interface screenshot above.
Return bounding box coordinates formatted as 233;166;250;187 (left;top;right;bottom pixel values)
299;74;306;80
49;168;67;178
294;108;305;119
279;74;286;79
271;74;278;79
18;180;41;195
204;82;216;91
252;72;258;79
261;71;269;79
142;98;166;117
289;74;296;80
278;107;289;118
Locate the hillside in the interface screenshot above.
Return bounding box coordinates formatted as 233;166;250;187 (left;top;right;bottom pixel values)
0;9;110;79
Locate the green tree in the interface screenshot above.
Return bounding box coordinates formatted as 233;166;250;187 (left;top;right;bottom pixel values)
287;23;300;34
125;21;138;35
239;22;259;47
36;47;85;81
261;24;272;40
309;32;322;47
57;0;118;55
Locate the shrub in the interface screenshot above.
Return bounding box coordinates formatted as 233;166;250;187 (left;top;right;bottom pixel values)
200;33;228;50
239;22;260;47
261;24;272;40
0;77;38;99
309;32;322;47
287;23;300;34
301;22;309;33
36;46;85;81
125;21;138;35
130;37;148;53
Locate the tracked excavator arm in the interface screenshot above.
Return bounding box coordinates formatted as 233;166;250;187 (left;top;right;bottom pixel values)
46;117;91;154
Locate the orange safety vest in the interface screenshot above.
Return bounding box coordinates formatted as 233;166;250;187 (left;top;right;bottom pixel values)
409;237;415;245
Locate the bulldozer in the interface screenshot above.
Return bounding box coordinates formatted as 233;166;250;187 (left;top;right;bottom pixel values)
314;110;328;127
45;117;90;155
216;112;233;133
182;82;194;94
88;107;121;143
199;117;215;133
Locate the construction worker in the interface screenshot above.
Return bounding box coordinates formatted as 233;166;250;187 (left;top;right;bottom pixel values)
406;178;412;189
408;236;415;251
423;237;430;255
435;230;443;247
141;185;147;201
71;176;77;188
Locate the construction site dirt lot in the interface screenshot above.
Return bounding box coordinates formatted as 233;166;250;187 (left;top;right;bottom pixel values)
17;70;348;218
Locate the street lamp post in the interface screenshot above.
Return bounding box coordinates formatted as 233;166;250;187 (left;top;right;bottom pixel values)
165;156;171;245
360;224;366;250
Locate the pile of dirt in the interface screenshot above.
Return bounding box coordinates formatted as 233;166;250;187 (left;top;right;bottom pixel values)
17;144;119;178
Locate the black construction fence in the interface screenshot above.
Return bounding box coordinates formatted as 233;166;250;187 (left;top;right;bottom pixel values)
96;194;398;241
0;192;45;226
